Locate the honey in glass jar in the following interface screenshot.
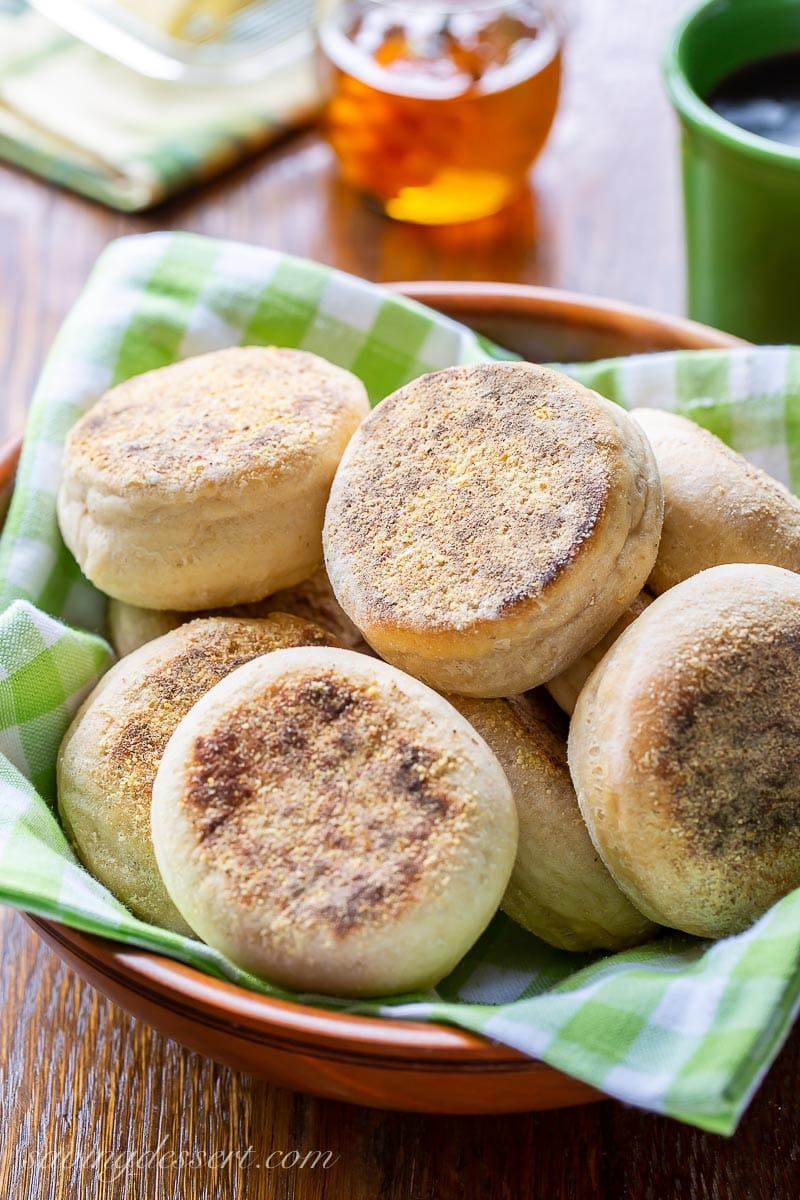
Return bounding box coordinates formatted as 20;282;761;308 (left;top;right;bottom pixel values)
318;0;563;224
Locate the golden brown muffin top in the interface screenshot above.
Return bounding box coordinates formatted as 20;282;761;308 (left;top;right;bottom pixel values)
453;690;568;778
180;665;478;938
645;614;800;866
95;615;334;842
235;567;370;652
325;363;624;632
65;347;368;496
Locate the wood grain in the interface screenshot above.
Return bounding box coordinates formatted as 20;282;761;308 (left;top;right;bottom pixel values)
0;0;687;441
2;906;799;1200
1;0;798;1195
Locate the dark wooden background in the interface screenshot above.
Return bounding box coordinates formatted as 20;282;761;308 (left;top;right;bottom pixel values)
1;1;798;1196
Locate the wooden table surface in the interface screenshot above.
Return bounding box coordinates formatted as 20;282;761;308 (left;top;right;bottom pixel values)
1;2;798;1196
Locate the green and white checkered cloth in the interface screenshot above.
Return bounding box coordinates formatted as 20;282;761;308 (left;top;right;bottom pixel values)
1;230;799;1136
0;3;319;211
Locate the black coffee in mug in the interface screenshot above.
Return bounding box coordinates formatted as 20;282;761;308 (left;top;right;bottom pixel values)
708;51;800;148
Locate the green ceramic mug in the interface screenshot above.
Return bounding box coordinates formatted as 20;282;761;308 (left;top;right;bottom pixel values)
665;0;800;341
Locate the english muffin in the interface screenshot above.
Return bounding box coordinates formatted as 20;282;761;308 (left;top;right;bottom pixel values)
324;363;663;697
247;565;371;651
107;566;369;658
632;408;800;593
58;615;335;934
569;564;800;938
449;691;655;951
546;591;653;715
58;347;370;610
106;600;182;657
151;647;518;995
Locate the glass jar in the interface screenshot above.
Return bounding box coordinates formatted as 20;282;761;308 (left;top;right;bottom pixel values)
318;0;564;224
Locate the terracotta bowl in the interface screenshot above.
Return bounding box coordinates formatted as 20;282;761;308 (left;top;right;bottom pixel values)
0;283;739;1115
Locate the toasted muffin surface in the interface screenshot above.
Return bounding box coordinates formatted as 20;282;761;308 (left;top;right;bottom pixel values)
326;363;614;632
635;604;800;863
152;647;518;995
234;567;371;653
57;347;370;609
568;564;800;937
65;347;368;500
184;673;476;936
57;615;335;934
324;362;663;695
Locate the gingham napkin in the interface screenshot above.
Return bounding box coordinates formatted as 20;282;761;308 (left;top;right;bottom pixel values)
1;231;799;1136
0;3;319;211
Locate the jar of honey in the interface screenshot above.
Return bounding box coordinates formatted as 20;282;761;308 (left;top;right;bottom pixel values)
318;0;563;224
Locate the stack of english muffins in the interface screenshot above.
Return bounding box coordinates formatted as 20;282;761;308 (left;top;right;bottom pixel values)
55;348;800;997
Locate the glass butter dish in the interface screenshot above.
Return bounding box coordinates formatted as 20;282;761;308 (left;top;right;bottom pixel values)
28;0;315;83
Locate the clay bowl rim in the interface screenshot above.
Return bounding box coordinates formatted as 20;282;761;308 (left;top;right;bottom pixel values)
1;281;741;1069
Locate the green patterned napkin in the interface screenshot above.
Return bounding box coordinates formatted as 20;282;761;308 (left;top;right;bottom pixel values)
1;230;799;1136
0;3;319;211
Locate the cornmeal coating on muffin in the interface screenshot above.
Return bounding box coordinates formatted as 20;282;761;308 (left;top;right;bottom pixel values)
569;564;800;938
449;691;655;951
152;647;518;995
107;566;370;657
58;615;335;934
324;362;663;696
58;347;370;610
632;407;800;593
